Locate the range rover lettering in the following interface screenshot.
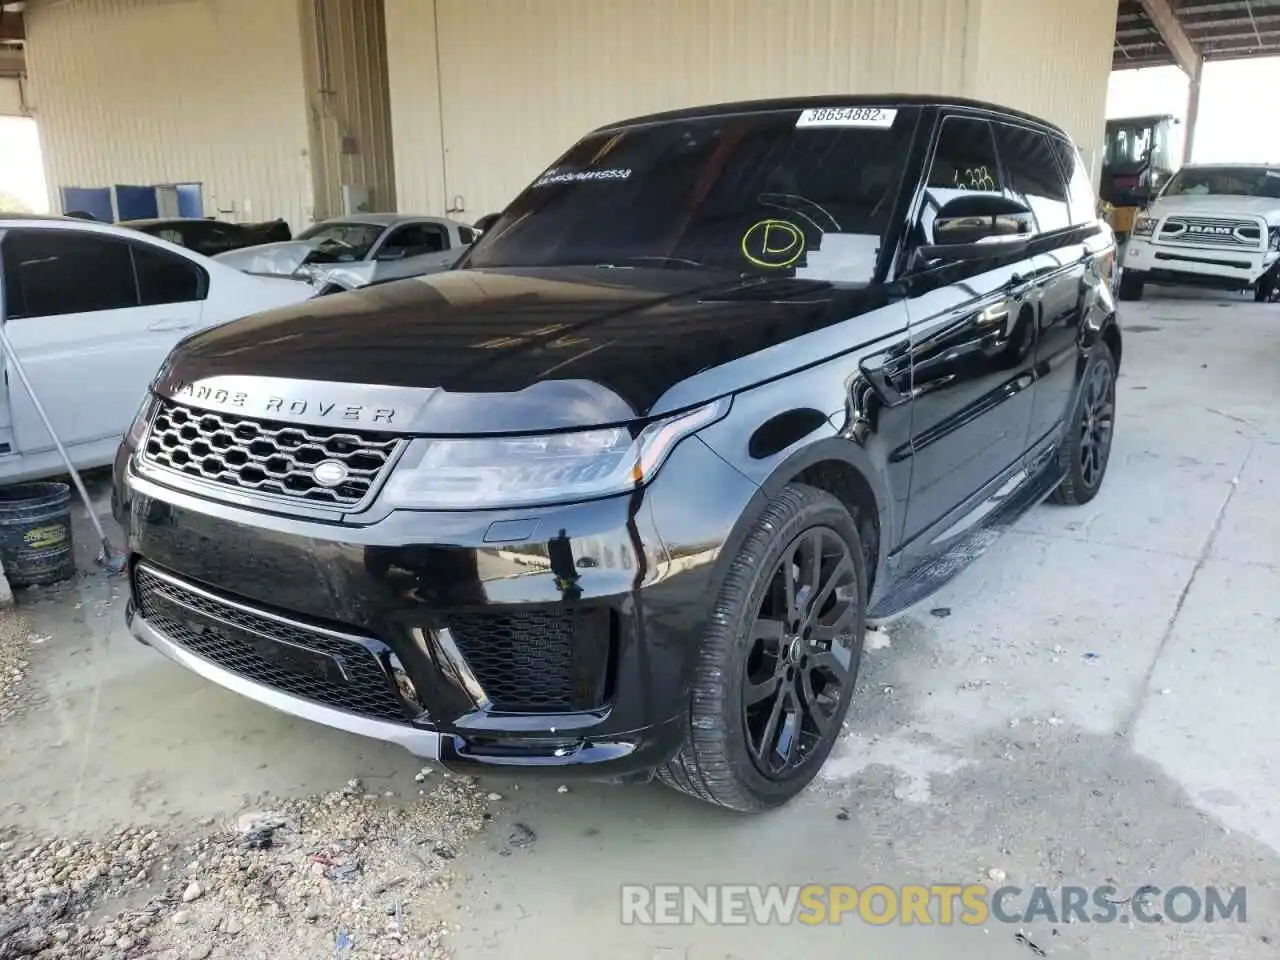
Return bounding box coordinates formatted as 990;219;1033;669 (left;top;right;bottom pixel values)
114;96;1121;811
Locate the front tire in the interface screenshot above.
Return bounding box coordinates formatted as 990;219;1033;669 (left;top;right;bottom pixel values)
659;483;867;812
1254;266;1278;303
1117;271;1145;301
1050;346;1117;506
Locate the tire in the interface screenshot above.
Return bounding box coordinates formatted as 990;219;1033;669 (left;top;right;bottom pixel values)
1117;271;1145;302
1254;267;1278;303
1050;346;1117;507
658;483;867;812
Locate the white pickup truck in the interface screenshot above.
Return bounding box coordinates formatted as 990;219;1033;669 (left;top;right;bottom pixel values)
1118;163;1280;303
0;216;318;484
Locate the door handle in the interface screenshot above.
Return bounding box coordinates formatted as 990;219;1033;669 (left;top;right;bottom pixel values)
148;319;195;332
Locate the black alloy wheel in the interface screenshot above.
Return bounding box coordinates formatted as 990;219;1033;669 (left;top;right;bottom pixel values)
659;483;867;811
1051;346;1117;506
1078;356;1115;490
743;526;858;779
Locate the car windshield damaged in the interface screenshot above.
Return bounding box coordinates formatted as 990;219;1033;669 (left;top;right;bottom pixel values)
114;96;1121;811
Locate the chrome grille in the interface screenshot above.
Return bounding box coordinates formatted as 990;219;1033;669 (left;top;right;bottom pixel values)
143;399;401;508
1158;217;1263;248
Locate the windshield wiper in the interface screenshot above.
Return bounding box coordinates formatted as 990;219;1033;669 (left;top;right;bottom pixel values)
590;256;710;270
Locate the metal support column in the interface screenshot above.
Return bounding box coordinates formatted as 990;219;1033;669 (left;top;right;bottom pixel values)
1183;56;1204;164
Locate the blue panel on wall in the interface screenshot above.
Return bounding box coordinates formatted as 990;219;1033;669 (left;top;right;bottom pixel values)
114;185;159;220
59;187;113;222
175;183;204;218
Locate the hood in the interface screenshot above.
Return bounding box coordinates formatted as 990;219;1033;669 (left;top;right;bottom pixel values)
1147;194;1280;225
214;240;320;276
155;266;893;436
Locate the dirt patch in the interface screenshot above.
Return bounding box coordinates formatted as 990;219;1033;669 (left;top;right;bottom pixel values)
0;773;489;959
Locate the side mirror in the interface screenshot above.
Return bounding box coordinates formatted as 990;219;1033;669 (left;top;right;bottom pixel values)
917;195;1034;265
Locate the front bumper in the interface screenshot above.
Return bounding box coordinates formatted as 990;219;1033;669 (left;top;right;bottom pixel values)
1123;237;1279;290
115;434;758;777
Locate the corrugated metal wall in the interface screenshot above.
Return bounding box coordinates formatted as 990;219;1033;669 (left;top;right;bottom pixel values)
0;78;25;118
390;0;979;218
967;0;1119;180
298;0;397;221
24;0;314;228
387;0;1119;218
384;0;446;216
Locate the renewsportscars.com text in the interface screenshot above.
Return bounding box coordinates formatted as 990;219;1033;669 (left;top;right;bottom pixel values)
620;884;1247;926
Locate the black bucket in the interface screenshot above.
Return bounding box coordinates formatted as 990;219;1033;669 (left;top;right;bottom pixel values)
0;481;76;587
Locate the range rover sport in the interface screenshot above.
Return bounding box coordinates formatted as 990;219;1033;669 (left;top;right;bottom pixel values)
114;96;1122;812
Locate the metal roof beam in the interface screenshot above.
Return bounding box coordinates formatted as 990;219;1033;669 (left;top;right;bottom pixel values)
1136;0;1203;75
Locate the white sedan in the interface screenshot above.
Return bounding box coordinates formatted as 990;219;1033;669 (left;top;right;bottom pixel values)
213;214;476;294
0;215;316;484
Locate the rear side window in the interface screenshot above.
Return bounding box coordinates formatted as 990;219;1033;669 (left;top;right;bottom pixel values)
1;229;138;319
1053;138;1098;226
133;242;207;305
994;124;1071;234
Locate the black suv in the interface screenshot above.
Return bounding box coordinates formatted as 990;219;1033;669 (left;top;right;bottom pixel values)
114;96;1121;812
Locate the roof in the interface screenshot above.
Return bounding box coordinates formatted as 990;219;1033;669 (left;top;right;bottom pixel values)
118;217;216;229
1115;0;1280;70
1178;161;1280;169
310;213;418;227
594;94;1068;138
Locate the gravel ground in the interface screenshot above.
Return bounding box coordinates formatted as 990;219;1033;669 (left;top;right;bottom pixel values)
0;772;490;960
0;609;35;725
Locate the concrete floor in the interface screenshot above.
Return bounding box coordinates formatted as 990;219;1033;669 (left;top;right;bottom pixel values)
2;289;1279;958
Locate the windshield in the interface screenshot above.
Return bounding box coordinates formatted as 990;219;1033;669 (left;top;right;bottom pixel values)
464;106;921;284
294;221;384;261
1161;166;1280;199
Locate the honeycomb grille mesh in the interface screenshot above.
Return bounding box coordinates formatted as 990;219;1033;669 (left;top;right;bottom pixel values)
448;611;579;713
134;566;408;722
142;399;400;507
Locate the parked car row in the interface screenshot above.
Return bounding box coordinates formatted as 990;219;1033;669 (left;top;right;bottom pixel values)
0;208;485;483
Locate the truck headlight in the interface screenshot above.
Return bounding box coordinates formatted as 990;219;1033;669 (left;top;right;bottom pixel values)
1132;216;1158;238
379;398;731;510
1269;227;1279;251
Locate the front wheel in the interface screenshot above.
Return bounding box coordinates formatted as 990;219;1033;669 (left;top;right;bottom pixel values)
1050;346;1117;507
1254;266;1278;303
1117;271;1145;301
659;483;867;812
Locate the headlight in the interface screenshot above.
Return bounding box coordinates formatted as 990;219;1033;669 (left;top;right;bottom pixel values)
379;398;731;510
1132;216;1158;237
1269;227;1279;251
126;392;157;448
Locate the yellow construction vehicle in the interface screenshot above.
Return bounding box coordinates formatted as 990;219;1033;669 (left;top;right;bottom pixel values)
1100;114;1178;242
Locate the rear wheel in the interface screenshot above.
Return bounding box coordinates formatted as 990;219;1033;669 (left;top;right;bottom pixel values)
658;483;866;812
1117;271;1145;301
1050;346;1117;507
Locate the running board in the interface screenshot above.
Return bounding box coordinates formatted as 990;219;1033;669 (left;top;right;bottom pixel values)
867;461;1061;622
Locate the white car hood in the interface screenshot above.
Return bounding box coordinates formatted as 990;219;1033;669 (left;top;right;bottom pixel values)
1147;194;1280;226
214;240;319;276
213;241;377;290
